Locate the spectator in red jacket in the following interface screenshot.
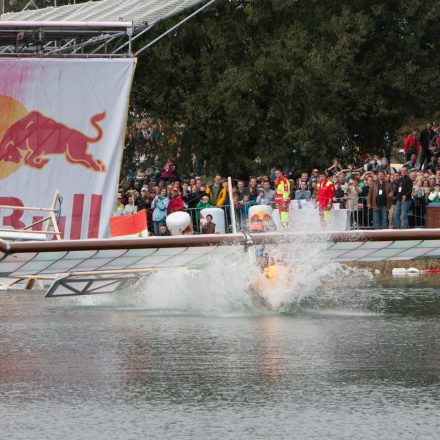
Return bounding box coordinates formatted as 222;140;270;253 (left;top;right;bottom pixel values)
167;187;185;214
403;129;421;161
317;172;334;209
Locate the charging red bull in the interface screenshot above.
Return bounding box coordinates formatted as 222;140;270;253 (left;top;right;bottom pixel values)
0;95;106;179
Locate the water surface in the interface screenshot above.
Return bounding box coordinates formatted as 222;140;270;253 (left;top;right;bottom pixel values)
1;275;440;439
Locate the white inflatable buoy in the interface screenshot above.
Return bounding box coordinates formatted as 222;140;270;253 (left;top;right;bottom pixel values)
166;211;193;235
200;207;225;234
392;267;420;276
406;267;420;274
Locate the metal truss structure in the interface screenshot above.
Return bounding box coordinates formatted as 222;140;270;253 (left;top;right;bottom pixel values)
44;270;144;297
0;0;215;56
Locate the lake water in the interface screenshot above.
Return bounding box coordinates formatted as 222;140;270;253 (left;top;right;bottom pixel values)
1;272;440;439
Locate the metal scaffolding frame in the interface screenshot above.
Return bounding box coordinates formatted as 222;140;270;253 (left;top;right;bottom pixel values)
0;0;216;56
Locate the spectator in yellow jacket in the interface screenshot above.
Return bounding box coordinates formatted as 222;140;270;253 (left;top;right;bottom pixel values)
207;175;227;206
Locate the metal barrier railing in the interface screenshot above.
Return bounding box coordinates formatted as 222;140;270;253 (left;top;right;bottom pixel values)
345;196;428;229
184;196;431;233
145;196;432;234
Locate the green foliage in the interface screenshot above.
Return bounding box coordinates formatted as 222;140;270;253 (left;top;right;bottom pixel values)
132;0;440;175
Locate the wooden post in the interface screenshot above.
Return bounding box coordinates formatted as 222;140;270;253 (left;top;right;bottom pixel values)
25;278;36;290
49;190;62;240
227;177;237;234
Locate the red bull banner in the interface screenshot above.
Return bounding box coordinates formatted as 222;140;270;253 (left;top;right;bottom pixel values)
0;58;136;239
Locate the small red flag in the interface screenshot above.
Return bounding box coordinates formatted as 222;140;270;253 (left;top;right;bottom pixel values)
109;209;147;237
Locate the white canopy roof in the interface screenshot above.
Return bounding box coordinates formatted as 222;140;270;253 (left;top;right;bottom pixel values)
0;0;205;28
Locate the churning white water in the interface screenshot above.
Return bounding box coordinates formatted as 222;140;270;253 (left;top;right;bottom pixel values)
77;238;373;314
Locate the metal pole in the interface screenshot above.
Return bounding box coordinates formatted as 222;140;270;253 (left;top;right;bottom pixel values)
112;24;153;54
91;32;126;54
228;176;237;234
127;23;133;56
135;0;216;56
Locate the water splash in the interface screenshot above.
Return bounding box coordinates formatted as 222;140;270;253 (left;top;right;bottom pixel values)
76;237;373;316
77;249;260;315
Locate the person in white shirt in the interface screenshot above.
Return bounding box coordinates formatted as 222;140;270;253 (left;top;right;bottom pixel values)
124;195;137;215
428;184;440;204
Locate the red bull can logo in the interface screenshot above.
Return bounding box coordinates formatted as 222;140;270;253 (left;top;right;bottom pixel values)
250;212;271;223
0;95;106;179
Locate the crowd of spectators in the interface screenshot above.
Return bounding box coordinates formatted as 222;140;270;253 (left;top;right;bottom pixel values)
123;109;200;180
115;122;440;235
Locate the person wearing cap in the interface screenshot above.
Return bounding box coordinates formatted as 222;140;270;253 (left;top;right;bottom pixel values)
135;188;150;217
256;188;270;205
167;187;185;215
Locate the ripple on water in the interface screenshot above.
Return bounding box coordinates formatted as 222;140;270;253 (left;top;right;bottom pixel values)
1;267;440;439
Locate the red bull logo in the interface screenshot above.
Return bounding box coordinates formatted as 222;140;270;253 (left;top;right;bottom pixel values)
250;212;271;223
250;211;272;232
0;95;106;180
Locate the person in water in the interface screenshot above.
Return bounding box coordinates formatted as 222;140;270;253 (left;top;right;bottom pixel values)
256;253;269;272
262;255;290;287
253;251;291;291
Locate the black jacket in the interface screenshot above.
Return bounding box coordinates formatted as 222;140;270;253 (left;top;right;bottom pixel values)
390;181;398;205
188;190;209;208
135;196;150;211
395;175;413;201
420;128;435;151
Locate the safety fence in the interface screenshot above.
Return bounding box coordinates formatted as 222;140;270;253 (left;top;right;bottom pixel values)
343;196;427;229
182;196;430;233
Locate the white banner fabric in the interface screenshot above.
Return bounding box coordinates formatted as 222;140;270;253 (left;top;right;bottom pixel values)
0;58;136;239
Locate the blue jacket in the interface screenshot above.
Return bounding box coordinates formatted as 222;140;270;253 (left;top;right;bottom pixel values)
151;196;168;222
240;200;256;218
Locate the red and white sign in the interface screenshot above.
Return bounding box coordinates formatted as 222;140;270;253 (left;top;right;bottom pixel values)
0;58;136;239
110;210;147;238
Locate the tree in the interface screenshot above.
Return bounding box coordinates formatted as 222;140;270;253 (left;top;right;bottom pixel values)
131;0;440;175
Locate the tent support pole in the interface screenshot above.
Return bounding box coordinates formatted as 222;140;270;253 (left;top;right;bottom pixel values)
135;0;216;56
228;177;237;234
